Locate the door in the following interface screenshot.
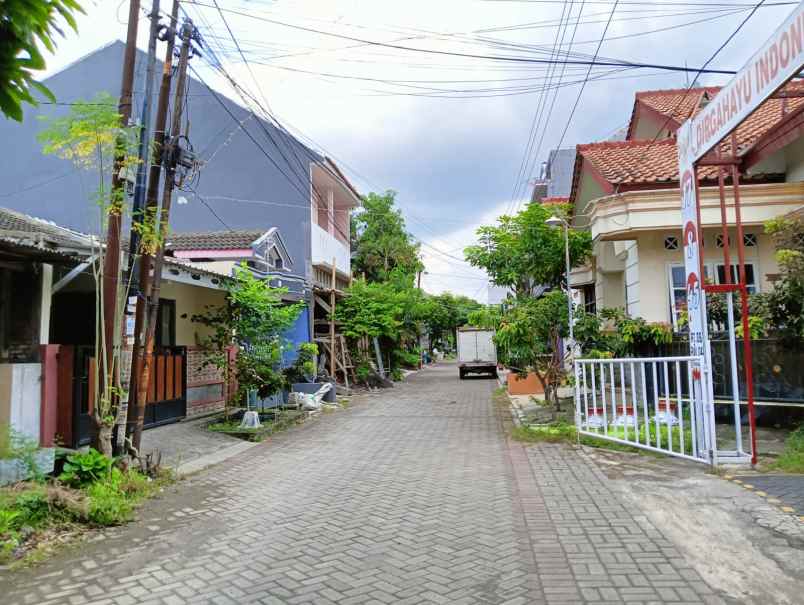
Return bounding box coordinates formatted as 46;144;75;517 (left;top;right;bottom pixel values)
144;346;187;427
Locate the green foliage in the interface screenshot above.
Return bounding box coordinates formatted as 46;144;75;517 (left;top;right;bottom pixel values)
59;448;112;488
283;343;318;385
465;202;591;296
0;0;83;120
352;191;423;282
466;305;503;330
762;217;804;342
770;425;804;473
511;422;576;443
85;480;133;525
422;292;482;348
193;264;304;406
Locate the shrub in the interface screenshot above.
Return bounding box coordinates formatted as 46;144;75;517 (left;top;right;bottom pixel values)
85;481;133;526
59;449;113;487
771;425;804;473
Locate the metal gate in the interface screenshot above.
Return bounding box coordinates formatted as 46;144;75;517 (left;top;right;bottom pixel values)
574;356;716;464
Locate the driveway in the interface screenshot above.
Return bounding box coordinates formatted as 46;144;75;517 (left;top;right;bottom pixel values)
0;363;770;604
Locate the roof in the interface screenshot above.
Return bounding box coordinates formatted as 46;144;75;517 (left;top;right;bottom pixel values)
629;87;721;135
573;84;804;199
164;230;266;251
0;206;92;251
530;182;548;203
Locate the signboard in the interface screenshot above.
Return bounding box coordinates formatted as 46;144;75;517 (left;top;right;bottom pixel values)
676;2;804;461
682;2;804;163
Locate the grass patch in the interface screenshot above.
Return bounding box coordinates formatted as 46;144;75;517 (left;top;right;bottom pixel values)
511;421;664;457
0;459;173;567
207;409;304;441
768;426;804;473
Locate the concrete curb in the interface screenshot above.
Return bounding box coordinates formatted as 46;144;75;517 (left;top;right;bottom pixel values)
175;440;260;477
723;474;804;522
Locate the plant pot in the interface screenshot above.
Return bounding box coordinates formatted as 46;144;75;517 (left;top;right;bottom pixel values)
0;448;56;486
507;372;544;396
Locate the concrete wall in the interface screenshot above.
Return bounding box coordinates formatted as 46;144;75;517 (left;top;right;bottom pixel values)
157;281;227;347
0;41;317;278
612;228;774;324
0;363;42;443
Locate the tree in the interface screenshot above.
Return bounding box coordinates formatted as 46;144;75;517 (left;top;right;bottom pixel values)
192;264;304;417
423;293;482;349
352;191;423;283
1;0;83;120
38;92;141;456
464;202;591;296
764;216;804;342
494;292;569;410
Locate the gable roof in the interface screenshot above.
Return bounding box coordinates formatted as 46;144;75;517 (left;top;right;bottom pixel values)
626;87;720;139
165;230;266;251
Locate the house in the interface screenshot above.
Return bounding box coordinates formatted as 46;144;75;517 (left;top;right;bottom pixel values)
0;40;362;433
567;84;804;329
0;206;230;448
0;40;359;310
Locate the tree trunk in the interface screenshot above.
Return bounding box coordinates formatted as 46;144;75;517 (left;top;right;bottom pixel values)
92;418;114;457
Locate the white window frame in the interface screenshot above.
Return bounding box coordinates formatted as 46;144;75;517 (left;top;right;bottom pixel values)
667;261;759;331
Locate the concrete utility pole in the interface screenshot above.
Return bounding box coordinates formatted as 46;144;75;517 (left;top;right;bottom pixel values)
130;17;195;451
125;0;181;451
102;0;140;409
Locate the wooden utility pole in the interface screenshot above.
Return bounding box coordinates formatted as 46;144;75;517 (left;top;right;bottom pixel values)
125;3;182;450
102;0;140;406
115;0;164;455
130;18;195;451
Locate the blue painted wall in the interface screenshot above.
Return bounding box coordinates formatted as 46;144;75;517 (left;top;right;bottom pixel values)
282;307;310;367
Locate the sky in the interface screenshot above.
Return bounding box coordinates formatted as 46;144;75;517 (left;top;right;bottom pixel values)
42;0;801;301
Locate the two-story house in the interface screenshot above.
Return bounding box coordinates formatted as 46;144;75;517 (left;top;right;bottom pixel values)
567;85;804;329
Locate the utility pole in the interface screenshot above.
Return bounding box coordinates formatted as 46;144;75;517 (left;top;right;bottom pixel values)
125;0;181;451
101;0;141;416
130;17;195;451
115;0;162;455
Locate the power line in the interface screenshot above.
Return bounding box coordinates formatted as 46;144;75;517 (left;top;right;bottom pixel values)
182;1;741;76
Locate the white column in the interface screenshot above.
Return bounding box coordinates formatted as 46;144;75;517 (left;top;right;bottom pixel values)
39;263;53;345
327;189;335;237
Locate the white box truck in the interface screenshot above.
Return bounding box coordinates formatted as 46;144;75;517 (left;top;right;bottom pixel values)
457;327;497;379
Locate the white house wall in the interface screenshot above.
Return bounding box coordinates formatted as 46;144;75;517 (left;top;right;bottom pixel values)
623;241;640;318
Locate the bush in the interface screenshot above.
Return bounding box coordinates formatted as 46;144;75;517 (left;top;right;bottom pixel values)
771;425;804;473
59;448;113;487
85;480;134;526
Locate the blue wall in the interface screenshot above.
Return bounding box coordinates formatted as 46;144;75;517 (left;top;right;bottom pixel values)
282;307;310;366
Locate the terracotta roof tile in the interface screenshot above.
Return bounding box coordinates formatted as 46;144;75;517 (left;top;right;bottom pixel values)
636;86;721;124
580;84;804;189
164;230;266;251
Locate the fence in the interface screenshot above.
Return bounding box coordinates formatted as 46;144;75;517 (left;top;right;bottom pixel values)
656;338;804;405
574;356;714;463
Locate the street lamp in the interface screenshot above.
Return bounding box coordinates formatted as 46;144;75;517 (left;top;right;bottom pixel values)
545;215;575;358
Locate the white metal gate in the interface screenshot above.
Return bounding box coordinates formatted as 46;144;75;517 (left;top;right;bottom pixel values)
574;356;717;464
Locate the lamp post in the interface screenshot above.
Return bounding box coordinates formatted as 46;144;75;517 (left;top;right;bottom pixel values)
545;215;575;357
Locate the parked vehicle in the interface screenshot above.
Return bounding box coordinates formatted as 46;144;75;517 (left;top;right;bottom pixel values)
457;328;497;379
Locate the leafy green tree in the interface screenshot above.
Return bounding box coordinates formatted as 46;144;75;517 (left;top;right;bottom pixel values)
494;292;569;410
467;305;504;330
352;191;423;283
193;264;304;416
464;202;591;296
764;216;804;342
1;0;83;120
423;293;482;349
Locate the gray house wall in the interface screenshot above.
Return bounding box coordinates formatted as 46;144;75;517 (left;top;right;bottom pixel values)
0;41;320;282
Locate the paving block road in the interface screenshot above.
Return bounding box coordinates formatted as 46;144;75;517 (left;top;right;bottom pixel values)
1;363;732;604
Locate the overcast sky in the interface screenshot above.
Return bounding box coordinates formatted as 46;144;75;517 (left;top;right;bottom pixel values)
43;0;799;301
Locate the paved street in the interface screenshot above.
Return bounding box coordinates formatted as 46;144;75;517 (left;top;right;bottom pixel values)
1;363;739;604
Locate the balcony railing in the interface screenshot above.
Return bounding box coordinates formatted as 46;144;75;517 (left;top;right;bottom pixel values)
311;222;350;276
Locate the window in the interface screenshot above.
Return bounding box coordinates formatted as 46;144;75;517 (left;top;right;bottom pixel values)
743;233;757;247
716;264;757;293
664;236;679;250
715;234;730;248
156;299;176;347
668;262;758;330
581;284;596;314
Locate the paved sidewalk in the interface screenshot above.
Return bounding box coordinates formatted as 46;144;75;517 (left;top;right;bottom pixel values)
1;363;727;604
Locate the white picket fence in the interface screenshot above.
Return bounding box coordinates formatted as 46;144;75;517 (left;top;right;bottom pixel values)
574;356;716;464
